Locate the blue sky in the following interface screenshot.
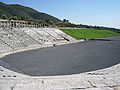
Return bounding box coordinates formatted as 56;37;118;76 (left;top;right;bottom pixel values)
0;0;120;28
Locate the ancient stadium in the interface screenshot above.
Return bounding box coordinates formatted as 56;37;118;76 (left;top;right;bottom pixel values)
0;19;120;90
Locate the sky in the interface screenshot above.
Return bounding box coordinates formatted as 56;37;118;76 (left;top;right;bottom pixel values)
0;0;120;28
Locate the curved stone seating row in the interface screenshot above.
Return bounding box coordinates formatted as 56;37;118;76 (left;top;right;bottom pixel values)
21;28;47;45
52;28;76;41
6;28;40;47
0;28;75;53
0;39;12;53
0;29;25;50
44;28;64;40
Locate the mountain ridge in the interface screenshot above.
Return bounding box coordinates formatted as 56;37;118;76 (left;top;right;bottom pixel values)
0;2;61;22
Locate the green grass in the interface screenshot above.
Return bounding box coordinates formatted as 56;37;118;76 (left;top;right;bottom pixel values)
60;29;120;39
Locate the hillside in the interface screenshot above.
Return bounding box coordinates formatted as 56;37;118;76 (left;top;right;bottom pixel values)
0;2;61;22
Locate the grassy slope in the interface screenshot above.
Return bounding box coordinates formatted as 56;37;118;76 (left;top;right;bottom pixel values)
60;29;120;39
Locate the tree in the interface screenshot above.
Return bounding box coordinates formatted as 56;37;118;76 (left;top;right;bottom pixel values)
1;14;7;19
9;16;18;20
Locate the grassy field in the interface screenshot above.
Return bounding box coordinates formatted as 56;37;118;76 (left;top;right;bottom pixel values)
60;29;120;39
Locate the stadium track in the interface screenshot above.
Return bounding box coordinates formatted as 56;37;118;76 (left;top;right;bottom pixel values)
1;36;120;76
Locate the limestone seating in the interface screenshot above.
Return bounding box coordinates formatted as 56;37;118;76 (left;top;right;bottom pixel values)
32;28;49;42
35;28;56;42
31;28;56;46
37;28;68;42
53;28;76;41
0;39;12;53
21;28;46;45
28;28;68;43
0;27;75;53
7;28;40;47
39;28;59;42
0;29;24;50
33;29;56;46
44;28;64;40
0;28;39;50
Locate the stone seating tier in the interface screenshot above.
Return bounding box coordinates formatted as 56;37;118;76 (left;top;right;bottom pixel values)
0;28;75;53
